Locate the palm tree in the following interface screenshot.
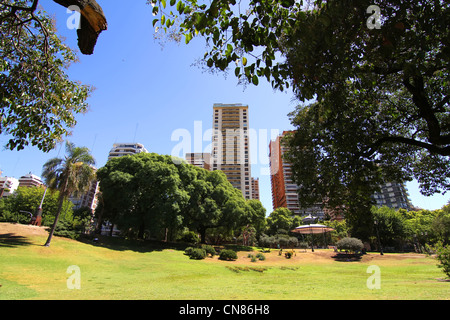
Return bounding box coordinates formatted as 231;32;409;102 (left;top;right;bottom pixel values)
42;141;96;247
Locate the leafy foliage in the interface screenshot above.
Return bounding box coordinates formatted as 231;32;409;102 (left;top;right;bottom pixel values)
41;141;95;246
0;0;92;151
219;249;238;261
96;153;259;242
435;243;450;279
151;0;450;216
337;237;364;253
0;186;71;224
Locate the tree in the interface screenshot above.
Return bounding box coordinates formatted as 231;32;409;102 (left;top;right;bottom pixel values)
371;206;407;249
1;0;95;152
97;153;205;241
96;153;189;241
265;207;293;236
97;153;251;243
0;185;71;224
244;199;267;236
151;0;450;202
41;141;95;246
181;167;247;243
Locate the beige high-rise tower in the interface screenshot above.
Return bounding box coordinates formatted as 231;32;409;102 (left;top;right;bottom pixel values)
211;103;252;199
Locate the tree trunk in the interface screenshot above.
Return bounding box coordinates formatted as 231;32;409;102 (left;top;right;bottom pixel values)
138;221;145;239
44;194;66;247
199;227;207;244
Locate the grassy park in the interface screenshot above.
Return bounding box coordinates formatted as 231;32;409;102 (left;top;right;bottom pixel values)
1;223;448;300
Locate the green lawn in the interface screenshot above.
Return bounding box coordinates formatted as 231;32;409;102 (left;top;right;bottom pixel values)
0;223;449;300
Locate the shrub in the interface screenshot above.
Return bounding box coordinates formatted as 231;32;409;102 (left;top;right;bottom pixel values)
201;244;216;257
219;249;238;261
188;248;207;260
288;237;298;247
184;247;194;256
180;231;200;244
298;241;309;249
435;243;450;279
53;220;79;240
337;237;364;253
256;253;266;261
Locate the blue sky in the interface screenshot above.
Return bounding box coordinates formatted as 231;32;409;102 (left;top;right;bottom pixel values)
0;1;449;213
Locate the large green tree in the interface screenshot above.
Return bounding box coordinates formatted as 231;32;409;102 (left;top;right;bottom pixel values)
96;153;254;243
42;141;95;246
96;153;189;240
181;166;248;243
151;0;449;203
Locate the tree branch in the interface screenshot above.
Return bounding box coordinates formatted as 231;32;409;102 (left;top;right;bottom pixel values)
367;135;450;157
53;0;107;54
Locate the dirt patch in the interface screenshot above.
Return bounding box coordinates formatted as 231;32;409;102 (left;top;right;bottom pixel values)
201;248;429;266
0;222;49;237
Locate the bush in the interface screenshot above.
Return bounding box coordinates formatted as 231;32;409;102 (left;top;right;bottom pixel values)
219;249;238;261
184;247;195;256
189;248;207;260
179;231;200;244
201;244;216;257
53;220;80;240
435;243;450;279
298;241;309;249
337;237;364;253
256;253;266;261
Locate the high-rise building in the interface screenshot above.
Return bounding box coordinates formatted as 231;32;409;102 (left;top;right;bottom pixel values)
185;153;211;170
18;173;44;188
251;177;260;200
108;143;148;160
270;132;414;218
269;131;324;217
373;182;413;210
0;176;19;198
70;178;99;214
211;103;252;199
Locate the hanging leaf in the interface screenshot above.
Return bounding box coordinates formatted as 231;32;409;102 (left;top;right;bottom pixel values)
252;75;259;85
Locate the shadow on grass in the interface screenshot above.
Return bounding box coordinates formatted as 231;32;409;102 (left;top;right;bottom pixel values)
0;233;34;248
331;253;363;262
79;235;189;253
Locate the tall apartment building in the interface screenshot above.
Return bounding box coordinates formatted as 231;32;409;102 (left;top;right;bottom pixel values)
211;103;252;199
270;132;413;218
269;131;324;217
373;182;412;210
70;177;99;214
0;176;19;198
251;177;260;200
185;153;211;170
18;173;44;188
108;143;148;160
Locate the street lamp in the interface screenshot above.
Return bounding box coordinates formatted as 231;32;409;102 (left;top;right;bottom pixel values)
374;220;384;255
31;187;47;226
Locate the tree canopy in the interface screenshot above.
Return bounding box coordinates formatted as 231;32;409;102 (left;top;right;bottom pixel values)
0;0;95;152
96;153;263;243
150;0;449;206
42;141;96;246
